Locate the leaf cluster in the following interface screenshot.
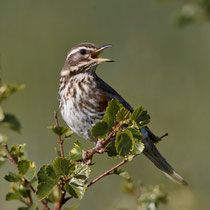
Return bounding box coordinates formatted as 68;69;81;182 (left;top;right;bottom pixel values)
91;99;150;158
0;83;24;166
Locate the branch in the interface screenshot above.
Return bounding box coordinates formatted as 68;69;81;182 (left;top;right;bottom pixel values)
63;155;138;204
83;123;121;164
5;144;50;210
54;111;64;158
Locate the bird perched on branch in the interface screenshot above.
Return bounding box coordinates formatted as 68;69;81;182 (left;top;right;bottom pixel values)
58;43;187;185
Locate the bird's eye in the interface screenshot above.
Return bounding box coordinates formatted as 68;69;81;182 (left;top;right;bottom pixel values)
80;49;86;55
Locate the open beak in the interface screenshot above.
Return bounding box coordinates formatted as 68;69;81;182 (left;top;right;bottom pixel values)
90;44;114;63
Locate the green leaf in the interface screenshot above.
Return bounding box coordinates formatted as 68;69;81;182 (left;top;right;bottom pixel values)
133;141;144;155
138;110;150;127
18;160;36;181
106;141;118;157
4;172;22;182
36;181;56;200
121;179;135;195
0;113;21;132
18;203;38;210
48;126;72;137
46;165;57;180
10;144;26;162
127;127;142;141
37;165;58;183
69;141;83;161
65;129;74;139
73;162;91;180
65;180;87;200
113;168;130;180
130;106;144;123
116;107;131;122
115;130;134;157
53;157;72;176
138;185;167;207
91;121;108;138
0;83;25;103
103;99;121;129
6;192;21;201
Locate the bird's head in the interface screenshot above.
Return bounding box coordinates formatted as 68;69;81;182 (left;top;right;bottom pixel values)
61;43;113;77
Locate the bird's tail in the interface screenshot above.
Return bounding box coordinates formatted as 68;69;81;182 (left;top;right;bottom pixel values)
142;137;188;185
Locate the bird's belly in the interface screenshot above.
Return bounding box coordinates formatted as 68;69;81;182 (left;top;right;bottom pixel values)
60;98;104;141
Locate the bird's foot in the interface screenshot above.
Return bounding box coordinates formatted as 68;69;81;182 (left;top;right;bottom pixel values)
96;139;106;154
82;150;94;165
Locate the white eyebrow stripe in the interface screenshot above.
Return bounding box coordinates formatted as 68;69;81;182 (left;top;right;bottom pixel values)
66;47;95;59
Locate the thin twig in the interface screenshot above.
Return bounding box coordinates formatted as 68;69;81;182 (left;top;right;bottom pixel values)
54;111;64;158
5;144;50;210
54;111;66;210
63;155;136;204
88;157;128;187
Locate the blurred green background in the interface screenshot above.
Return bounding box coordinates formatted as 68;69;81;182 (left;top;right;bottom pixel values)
1;0;210;209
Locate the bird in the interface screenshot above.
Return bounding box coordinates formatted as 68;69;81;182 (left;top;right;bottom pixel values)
58;42;187;185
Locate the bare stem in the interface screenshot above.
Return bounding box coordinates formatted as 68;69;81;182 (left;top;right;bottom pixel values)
5;144;50;210
54;111;64;159
54;111;66;210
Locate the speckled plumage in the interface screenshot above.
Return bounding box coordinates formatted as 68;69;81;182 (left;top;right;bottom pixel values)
58;43;187;185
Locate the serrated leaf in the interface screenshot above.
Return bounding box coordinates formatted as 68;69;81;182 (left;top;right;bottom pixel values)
0;113;21;132
6;192;21;201
127;127;142;141
37;165;57;186
115;130;134;157
48;126;72;137
73;162;91;180
4;172;22;182
46;165;57;180
37;165;48;183
18;160;36;181
69;141;83;161
91;121;108;138
113;168;130;180
138;110;150;127
10;144;26;162
53;157;72;176
65;179;87;200
116;107;131;122
106;141;118;157
130;106;144;123
103;99;121;129
36;181;56;200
